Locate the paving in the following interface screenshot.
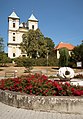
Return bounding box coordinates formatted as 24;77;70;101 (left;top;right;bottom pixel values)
0;102;83;119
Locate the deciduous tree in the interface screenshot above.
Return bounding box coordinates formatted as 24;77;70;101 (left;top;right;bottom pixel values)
20;29;48;58
70;41;83;67
0;37;4;53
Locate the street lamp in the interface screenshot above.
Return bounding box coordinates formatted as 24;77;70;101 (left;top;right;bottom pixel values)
47;52;48;66
46;50;49;75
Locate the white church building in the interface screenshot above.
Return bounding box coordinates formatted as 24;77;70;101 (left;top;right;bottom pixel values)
8;11;38;58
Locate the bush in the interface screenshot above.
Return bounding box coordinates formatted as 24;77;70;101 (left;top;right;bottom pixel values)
14;56;59;66
14;57;24;67
48;56;59;66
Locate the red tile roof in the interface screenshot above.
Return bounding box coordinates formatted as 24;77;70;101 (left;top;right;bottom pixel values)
54;42;75;50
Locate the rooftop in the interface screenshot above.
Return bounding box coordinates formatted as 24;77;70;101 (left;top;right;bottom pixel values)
54;42;75;50
28;14;38;21
8;11;19;19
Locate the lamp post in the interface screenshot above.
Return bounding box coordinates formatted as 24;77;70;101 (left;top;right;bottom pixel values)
46;50;49;75
47;52;48;66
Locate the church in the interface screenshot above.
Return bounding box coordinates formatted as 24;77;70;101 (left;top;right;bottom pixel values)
8;11;38;58
8;11;75;59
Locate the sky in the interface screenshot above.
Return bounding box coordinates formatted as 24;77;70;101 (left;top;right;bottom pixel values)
0;0;83;53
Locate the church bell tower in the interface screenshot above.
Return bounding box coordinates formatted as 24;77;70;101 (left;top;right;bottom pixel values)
28;14;38;30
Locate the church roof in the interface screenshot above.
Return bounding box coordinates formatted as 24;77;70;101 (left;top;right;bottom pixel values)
54;42;75;50
8;11;19;19
28;14;38;21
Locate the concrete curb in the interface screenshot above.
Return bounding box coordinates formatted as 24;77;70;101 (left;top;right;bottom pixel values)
0;89;83;114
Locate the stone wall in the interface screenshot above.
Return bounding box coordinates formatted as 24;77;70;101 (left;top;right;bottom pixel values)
0;89;83;114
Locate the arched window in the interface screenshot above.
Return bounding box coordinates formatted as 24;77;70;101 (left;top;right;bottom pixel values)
13;23;15;28
13;36;15;41
32;25;34;29
13;53;15;57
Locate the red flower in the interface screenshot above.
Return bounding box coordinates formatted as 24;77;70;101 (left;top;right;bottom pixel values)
65;82;70;87
0;74;83;96
74;90;81;96
57;85;62;91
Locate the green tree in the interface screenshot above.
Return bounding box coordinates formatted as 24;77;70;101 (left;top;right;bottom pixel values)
0;37;12;66
0;37;4;66
44;37;55;56
44;37;55;50
59;48;69;67
0;52;12;66
70;41;83;67
20;29;48;58
0;37;4;53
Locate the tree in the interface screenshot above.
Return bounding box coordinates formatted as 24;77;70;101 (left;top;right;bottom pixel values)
44;37;55;55
0;37;5;66
0;37;12;66
0;37;4;53
20;29;48;58
0;52;12;66
70;41;83;67
59;48;69;67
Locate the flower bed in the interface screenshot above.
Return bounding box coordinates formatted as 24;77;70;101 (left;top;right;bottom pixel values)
0;74;83;96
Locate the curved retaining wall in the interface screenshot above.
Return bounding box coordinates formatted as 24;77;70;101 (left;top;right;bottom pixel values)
0;89;83;114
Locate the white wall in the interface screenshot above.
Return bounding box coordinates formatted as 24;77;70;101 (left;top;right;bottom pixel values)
28;21;38;30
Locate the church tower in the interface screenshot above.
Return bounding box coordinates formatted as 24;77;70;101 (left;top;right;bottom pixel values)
28;14;38;30
8;11;39;58
8;11;21;58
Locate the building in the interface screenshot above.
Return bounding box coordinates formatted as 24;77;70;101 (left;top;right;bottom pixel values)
54;42;75;59
8;11;38;58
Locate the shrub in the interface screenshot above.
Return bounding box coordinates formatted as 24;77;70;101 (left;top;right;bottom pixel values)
14;56;58;66
14;57;24;67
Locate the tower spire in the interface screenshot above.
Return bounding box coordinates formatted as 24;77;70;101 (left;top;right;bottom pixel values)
13;8;15;11
32;9;34;14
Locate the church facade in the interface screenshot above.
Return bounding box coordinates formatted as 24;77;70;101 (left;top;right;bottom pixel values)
8;11;38;58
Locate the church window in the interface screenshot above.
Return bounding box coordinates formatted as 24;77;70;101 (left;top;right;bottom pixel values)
13;53;15;57
32;25;34;29
13;23;15;28
13;33;15;35
13;36;15;41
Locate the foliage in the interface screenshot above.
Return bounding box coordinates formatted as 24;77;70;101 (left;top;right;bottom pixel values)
22;58;33;73
20;29;48;58
0;74;83;96
14;56;58;66
70;42;83;67
0;52;12;66
59;48;69;67
0;37;12;66
14;57;34;67
0;37;4;53
48;55;59;66
44;37;55;55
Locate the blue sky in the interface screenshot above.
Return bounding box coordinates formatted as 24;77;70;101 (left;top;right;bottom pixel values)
0;0;83;52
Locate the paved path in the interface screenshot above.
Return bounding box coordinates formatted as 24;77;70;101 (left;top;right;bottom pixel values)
0;102;83;119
